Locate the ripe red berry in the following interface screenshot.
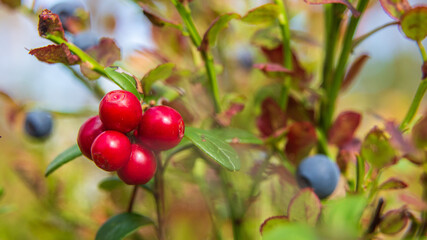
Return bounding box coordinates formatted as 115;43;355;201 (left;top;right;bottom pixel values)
77;115;105;159
117;144;157;185
136;106;185;151
91;130;131;171
99;90;142;133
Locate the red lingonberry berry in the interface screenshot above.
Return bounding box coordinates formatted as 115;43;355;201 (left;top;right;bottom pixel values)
117;144;156;185
99;90;142;133
77;115;105;159
136;106;185;151
91;130;131;171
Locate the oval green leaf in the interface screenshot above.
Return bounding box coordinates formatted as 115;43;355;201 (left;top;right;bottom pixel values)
241;3;280;25
95;213;154;240
210;128;263;144
400;7;427;41
184;127;240;171
287;189;321;226
263;223;317;240
98;176;124;191
260;216;289;235
360;127;396;169
199;13;240;51
45;144;82;177
105;67;142;100
142;63;175;94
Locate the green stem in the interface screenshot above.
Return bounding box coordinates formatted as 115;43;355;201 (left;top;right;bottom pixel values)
154;152;166;240
323;0;369;130
170;0;221;113
400;42;427;131
352;21;399;49
127;185;138;213
316;128;331;158
274;0;293;110
45;34;107;76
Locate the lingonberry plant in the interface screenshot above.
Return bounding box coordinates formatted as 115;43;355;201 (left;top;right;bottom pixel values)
0;0;425;239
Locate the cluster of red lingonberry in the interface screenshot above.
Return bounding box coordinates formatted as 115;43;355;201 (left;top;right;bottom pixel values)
77;90;185;185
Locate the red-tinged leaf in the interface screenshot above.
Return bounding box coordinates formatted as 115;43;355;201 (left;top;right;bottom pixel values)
80;38;121;80
261;44;283;65
140;4;181;29
215;103;244;127
260;216;289;235
340;138;362;153
241;3;280;25
400;7;427;41
379;0;411;20
291;51;313;89
286;96;315;122
303;0;360;17
422;61;427;79
412;115;427;149
328;111;361;148
199;13;240;52
29;44;80;65
360;127;397;169
379;208;409;235
287;188;321;226
378;178;408;190
399;194;427;211
1;0;21;8
256;97;287;137
342;54;370;91
253;63;294;74
285;122;317;165
38;9;65;39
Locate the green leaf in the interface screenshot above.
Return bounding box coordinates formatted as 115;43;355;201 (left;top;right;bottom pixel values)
210;128;263;144
95;213;154;240
360;127;396;169
378;0;411;20
287;189;321;226
45;144;82;177
184;127;240;171
400;7;427;41
262;223;317;240
199;13;240;51
241;3;280;25
321;195;367;238
142;63;174;94
105;67;142;100
260;216;289;235
379;208;409;235
98;176;124;191
145;82;181;102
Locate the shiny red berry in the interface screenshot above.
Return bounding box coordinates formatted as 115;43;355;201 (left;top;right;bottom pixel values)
91;130;131;171
136;106;185;151
117;144;157;185
99;90;142;133
77;115;105;159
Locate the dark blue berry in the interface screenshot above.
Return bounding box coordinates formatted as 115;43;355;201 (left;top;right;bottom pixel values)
296;154;340;199
24;111;53;139
72;31;99;50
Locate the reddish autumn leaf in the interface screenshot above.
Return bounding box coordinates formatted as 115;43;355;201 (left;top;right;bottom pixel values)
286;96;315;122
261;44;284;64
384;120;415;154
256;97;287;137
285;122;317;164
340;138;362;153
379;0;411;20
328;111;361;148
399;194;427;211
287;188;321;226
215;103;244;127
80;38;121;80
303;0;360;17
140;4;181;29
253;63;294;74
378;178;408;190
38;9;65;39
342;54;369;91
259;216;289;235
29;44;80;65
